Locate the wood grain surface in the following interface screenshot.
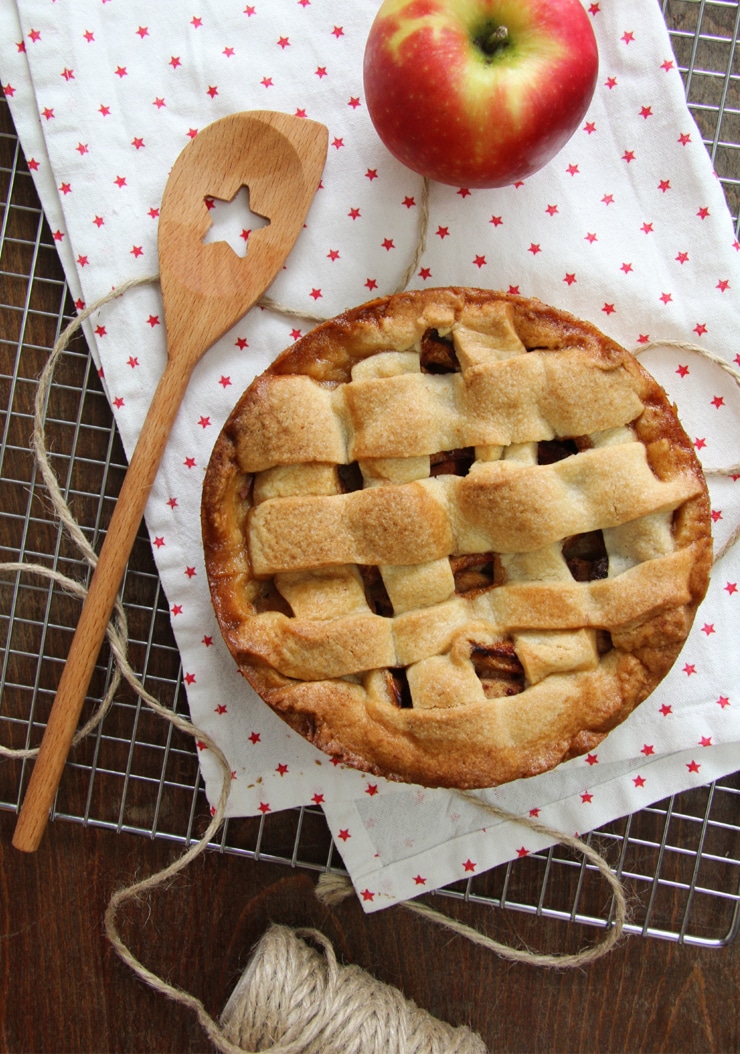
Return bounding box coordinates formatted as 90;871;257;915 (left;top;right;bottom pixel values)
1;809;739;1053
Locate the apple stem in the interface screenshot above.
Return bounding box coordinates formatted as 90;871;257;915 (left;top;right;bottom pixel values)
483;24;509;55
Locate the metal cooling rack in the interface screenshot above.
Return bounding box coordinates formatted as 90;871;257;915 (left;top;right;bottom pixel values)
1;0;739;948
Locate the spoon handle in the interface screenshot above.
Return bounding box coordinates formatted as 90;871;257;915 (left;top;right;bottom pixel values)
12;357;193;853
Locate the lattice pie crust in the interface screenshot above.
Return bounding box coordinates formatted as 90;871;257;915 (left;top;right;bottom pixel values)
202;289;712;789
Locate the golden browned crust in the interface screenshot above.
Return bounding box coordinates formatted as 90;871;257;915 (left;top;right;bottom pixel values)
202;288;712;789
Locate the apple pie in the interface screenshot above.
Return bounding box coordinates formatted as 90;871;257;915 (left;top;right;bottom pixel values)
202;288;712;789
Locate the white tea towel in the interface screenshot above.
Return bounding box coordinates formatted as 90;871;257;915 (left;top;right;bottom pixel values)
2;0;738;909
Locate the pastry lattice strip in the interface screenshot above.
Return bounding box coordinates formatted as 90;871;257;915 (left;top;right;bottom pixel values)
248;444;698;575
233;347;645;471
239;546;699;683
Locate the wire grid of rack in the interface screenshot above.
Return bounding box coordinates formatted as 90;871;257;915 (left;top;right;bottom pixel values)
1;0;739;949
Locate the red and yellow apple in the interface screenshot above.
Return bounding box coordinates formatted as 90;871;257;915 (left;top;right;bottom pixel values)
363;0;599;188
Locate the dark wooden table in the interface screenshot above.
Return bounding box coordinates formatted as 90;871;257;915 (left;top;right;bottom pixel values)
1;808;739;1053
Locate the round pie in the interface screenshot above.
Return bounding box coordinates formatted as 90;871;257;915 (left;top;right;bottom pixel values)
202;288;712;789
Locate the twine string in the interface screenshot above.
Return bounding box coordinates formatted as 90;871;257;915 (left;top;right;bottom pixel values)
314;788;630;974
632;338;740;478
4;214;740;1050
394;177;430;293
632;338;740;562
0;562;123;759
0;278;157;760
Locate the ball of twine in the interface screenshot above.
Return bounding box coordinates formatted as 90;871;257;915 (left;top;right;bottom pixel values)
220;923;486;1054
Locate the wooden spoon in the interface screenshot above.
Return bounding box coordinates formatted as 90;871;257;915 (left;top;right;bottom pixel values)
13;110;328;852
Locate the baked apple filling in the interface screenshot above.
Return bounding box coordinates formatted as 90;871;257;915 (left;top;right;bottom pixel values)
420;328;459;373
471;640;525;698
562;530;609;581
430;448;476;477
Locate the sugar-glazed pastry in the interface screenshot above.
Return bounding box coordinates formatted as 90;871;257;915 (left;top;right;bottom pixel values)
202;289;712;789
